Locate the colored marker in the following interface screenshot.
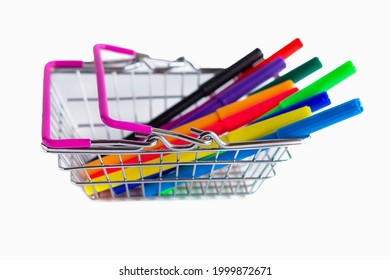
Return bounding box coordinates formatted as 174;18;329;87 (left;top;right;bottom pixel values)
128;48;263;131
88;87;296;179
85;106;312;196
253;91;331;123
142;98;363;197
164;38;303;129
261;98;363;139
264;60;356;117
238;38;303;80
251;57;322;93
86;80;295;178
162;57;286;128
86;45;263;162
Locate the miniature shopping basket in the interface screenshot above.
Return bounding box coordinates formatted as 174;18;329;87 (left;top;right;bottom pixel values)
41;44;304;200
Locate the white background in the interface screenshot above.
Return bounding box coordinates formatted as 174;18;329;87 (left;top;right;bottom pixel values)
1;0;389;279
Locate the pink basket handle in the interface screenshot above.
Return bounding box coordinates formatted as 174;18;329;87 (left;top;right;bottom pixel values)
93;44;153;135
42;61;91;149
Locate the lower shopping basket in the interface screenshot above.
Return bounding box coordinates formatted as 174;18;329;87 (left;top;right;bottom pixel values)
41;47;304;199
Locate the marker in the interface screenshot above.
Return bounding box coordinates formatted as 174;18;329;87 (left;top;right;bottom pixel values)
164;38;303;129
86;44;263;163
142;98;363;197
122;47;264;135
251;57;322;93
85;106;312;196
88;87;296;179
203;87;297;136
238;38;303;80
261;98;363;139
161;57;286;128
253;91;331;123
264;60;356;117
86;80;295;178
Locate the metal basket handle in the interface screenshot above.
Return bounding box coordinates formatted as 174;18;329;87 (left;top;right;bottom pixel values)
42;60;92;149
92;43;214;146
93;44;153;135
42;60;159;150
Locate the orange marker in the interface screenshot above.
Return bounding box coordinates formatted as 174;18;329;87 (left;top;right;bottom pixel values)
86;80;295;178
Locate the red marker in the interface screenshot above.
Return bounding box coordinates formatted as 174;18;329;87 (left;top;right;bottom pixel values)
238;38;303;81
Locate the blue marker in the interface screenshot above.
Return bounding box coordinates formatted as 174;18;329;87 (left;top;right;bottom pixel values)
253;91;331;123
142;98;363;197
112;92;331;196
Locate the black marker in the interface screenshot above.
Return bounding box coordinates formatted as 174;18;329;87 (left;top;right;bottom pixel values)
124;48;263;139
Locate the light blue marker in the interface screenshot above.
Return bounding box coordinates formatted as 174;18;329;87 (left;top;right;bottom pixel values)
143;98;363;197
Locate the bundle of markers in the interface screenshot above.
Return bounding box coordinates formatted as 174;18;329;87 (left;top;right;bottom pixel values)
44;38;364;198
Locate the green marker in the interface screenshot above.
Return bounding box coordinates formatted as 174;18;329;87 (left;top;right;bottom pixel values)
249;57;323;95
264;60;357;116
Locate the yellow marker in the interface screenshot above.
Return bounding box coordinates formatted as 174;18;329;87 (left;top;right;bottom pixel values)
85;106;312;195
86;80;295;178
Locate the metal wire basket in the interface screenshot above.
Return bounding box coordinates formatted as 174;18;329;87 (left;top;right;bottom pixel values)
41;45;303;200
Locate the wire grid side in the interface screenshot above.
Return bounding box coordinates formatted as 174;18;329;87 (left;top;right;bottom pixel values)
50;68;217;146
45;59;301;200
64;145;292;199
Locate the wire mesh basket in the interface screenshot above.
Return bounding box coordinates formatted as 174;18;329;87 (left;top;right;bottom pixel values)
41;45;304;200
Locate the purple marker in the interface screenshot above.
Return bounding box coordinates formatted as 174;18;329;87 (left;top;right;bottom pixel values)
161;57;286;129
